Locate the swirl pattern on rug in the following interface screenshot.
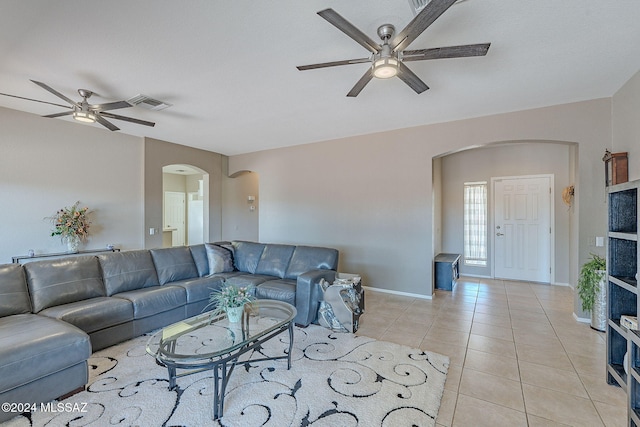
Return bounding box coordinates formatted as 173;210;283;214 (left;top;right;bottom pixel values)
3;325;448;427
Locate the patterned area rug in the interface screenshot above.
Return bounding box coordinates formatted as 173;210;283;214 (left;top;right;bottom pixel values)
5;325;449;426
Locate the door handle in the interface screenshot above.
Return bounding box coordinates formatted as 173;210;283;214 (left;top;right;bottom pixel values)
496;232;504;236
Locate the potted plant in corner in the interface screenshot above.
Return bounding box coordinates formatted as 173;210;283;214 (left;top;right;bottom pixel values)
577;254;607;331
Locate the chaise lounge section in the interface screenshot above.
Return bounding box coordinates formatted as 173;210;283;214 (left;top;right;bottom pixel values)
0;240;338;422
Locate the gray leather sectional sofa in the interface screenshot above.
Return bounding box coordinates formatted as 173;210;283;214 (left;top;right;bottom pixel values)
0;241;338;422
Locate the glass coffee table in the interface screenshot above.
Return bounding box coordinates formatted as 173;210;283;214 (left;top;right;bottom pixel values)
146;300;296;420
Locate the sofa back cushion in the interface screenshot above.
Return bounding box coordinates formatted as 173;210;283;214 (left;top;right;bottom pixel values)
24;256;105;313
98;250;160;296
189;244;209;277
150;247;199;285
284;246;339;280
232;241;266;274
255;244;295;279
0;264;32;316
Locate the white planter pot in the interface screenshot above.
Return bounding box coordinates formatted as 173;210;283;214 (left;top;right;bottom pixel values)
591;272;607;332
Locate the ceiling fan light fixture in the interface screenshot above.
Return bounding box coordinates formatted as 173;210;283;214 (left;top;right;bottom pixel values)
372;56;399;79
73;110;97;123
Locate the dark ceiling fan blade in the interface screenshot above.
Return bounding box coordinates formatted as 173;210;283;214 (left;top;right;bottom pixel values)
0;92;72;109
297;58;370;71
94;114;120;131
42;111;74;119
100;112;156;127
318;9;380;54
397;62;429;94
346;69;374;97
30;80;80;108
391;0;458;52
91;100;132;112
403;43;491;61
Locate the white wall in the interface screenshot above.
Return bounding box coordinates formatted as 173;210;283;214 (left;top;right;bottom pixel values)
230;99;612;301
221;167;260;242
613;70;640;179
0;107;144;262
439;142;572;284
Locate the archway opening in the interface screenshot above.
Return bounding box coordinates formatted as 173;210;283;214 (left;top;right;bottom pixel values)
162;164;209;247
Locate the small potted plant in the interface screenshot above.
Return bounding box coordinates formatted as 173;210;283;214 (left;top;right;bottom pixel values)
577;254;607;331
207;282;255;323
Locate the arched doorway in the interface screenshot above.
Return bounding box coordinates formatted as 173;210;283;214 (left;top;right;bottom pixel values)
162;164;209;247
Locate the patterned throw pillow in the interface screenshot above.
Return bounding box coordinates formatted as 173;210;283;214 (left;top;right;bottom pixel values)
205;243;234;274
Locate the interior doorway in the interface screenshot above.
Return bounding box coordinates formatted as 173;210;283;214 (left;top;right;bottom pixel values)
162;164;208;247
492;174;553;283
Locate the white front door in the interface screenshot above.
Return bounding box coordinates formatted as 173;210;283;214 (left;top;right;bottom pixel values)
493;176;552;283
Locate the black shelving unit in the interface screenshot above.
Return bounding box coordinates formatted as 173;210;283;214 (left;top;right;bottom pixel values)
606;180;639;426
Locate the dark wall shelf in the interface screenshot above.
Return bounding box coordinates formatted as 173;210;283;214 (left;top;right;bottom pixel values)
607;180;640;425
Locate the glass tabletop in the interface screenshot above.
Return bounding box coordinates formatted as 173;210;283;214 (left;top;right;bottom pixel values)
146;300;296;363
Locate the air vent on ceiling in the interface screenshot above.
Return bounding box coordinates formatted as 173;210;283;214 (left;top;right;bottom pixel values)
408;0;466;16
126;94;172;111
408;0;430;15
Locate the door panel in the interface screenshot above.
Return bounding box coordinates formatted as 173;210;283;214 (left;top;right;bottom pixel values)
164;191;185;246
494;176;551;283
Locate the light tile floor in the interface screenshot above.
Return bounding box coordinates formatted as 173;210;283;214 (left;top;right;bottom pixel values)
355;277;627;427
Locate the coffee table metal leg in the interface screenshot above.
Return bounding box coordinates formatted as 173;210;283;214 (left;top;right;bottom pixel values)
287;321;294;369
213;358;239;420
213;363;222;419
167;366;177;390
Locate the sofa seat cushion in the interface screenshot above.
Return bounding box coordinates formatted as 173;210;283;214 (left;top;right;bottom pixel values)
113;286;186;319
256;279;296;306
98;250;160;295
224;274;274;288
0;314;90;393
171;276;225;304
39;297;134;334
208;271;243;281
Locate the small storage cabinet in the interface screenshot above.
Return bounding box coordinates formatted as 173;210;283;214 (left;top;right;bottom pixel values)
434;253;460;291
606;180;639;425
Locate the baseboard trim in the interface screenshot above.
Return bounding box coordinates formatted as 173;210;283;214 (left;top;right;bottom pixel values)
459;273;492;279
363;286;433;300
552;282;570;287
573;312;591;324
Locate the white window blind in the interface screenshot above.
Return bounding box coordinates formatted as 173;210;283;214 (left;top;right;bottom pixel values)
464;182;487;266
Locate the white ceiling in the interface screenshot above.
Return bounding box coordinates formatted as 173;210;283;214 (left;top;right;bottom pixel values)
1;1;639;156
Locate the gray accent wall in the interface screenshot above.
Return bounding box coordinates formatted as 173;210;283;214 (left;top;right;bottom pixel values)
438;142;573;284
144;138;223;248
229;99;612;304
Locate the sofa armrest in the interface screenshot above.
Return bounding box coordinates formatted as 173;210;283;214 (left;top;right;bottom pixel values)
294;269;336;326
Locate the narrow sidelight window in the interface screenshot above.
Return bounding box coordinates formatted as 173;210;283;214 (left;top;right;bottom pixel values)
463;182;487;266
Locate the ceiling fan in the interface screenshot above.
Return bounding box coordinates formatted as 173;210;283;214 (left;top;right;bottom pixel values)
296;0;490;97
0;80;155;131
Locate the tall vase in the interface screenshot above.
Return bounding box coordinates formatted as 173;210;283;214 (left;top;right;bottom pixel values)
226;305;244;323
66;235;80;253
